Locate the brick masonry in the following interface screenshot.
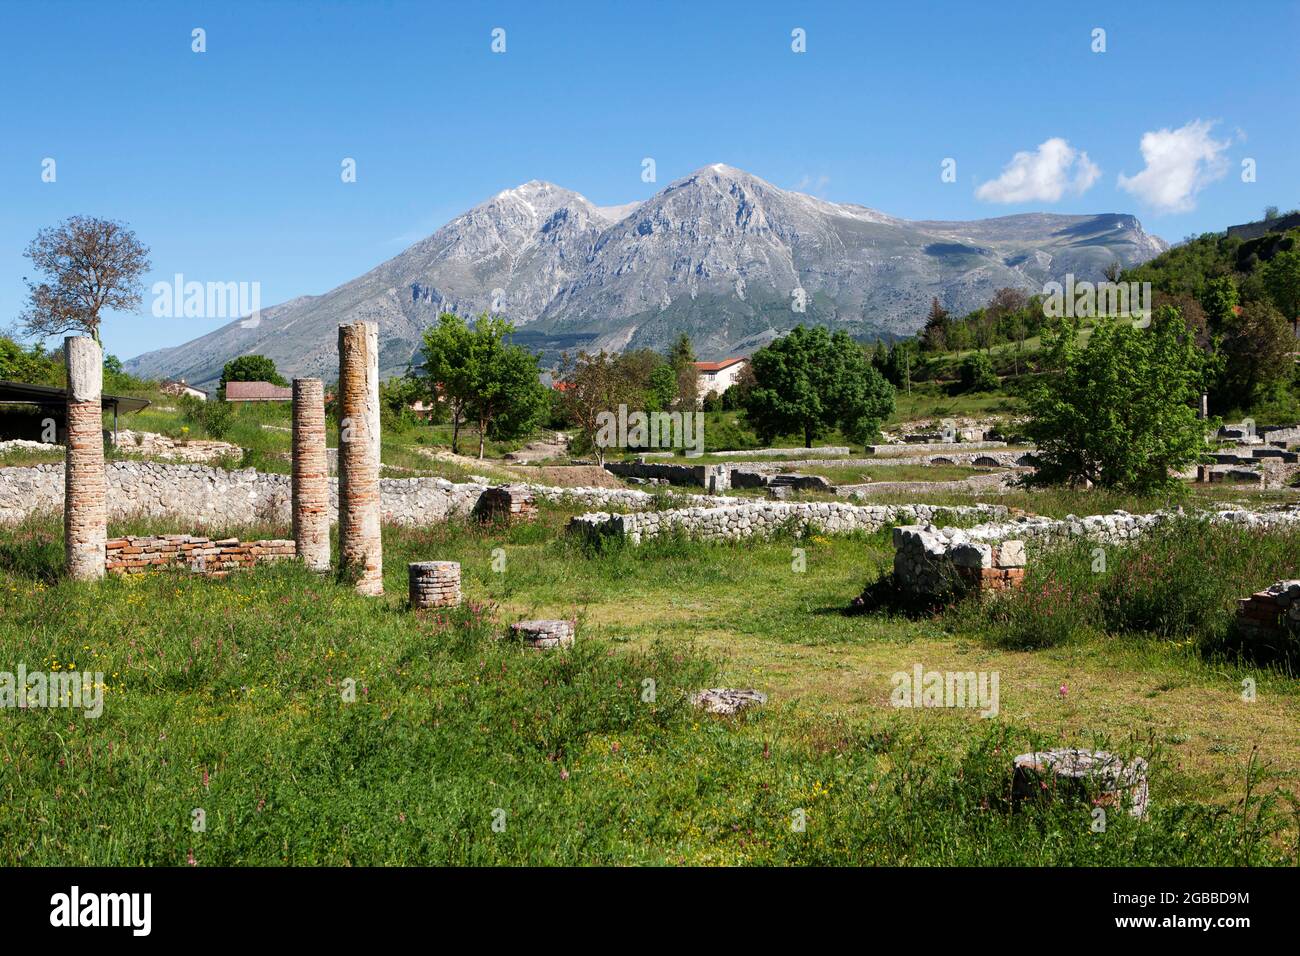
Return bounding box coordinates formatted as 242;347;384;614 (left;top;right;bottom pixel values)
408;561;462;608
291;378;331;571
105;534;295;576
64;336;106;581
476;485;538;523
337;321;383;595
509;619;575;649
0;462;738;527
1235;580;1300;639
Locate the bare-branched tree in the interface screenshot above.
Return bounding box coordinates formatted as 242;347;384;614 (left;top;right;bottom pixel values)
19;216;151;345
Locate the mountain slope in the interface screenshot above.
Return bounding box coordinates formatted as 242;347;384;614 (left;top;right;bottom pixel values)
125;165;1167;387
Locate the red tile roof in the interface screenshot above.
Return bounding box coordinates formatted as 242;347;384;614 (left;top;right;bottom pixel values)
225;380;292;401
694;357;747;373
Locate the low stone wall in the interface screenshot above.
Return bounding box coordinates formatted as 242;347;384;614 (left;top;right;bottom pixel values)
568;501;1008;545
639;446;850;459
604;460;731;491
948;505;1300;548
1263;426;1300;446
864;441;1009;455
106;534;295;575
892;525;1026;598
739;452;1034;470
0;462;732;527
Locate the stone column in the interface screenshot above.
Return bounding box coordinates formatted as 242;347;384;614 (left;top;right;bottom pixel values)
337;321;383;594
64;336;106;580
291;378;330;571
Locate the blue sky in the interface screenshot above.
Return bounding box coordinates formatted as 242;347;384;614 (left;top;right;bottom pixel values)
1;0;1296;361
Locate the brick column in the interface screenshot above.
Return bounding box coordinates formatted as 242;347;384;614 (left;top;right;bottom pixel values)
408;561;461;608
64;336;106;580
291;378;330;571
337;321;383;594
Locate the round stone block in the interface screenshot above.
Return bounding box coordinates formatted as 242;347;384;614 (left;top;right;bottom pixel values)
509;619;575;649
1013;748;1149;818
691;688;768;715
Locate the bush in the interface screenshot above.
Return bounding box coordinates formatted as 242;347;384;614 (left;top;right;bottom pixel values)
179;393;236;439
958;353;998;393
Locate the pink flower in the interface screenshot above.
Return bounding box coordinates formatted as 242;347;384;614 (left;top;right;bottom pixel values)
559;768;570;781
1059;684;1068;698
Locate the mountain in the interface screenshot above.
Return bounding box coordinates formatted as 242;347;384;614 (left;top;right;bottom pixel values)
125;164;1168;387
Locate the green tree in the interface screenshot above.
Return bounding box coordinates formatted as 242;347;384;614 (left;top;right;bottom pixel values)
0;336;61;385
743;326;895;447
419;313;475;453
218;354;286;399
646;363;677;413
1215;299;1295;412
920;297;949;352
1262;248;1300;321
557;350;639;466
667;333;699;410
1200;276;1239;328
958;352;998;393
429;314;547;458
1024;307;1206;492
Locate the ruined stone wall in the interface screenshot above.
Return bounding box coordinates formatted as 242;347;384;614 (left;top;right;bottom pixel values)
0;462;733;527
603;460;731;491
568;501;1008;545
892;525;1026;597
569;500;1300;547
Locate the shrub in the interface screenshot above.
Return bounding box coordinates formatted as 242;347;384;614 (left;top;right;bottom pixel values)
178;393;236;439
958;353;998;393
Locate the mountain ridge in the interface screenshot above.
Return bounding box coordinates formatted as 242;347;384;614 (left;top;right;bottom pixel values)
124;164;1168;387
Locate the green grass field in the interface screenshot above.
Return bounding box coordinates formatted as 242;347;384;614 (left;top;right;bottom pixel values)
2;506;1298;865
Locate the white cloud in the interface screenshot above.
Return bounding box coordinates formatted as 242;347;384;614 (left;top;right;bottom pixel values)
1117;119;1231;214
795;173;830;196
975;138;1101;203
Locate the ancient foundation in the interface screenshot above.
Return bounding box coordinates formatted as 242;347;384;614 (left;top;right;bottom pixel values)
1235;580;1300;639
509;619;575;649
477;485;538;523
106;534;295;576
408;561;462;609
292;378;331;571
892;525;1027;600
1012;749;1149;818
64;336;106;581
337;321;383;595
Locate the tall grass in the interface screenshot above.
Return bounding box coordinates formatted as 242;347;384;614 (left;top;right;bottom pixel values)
959;521;1300;668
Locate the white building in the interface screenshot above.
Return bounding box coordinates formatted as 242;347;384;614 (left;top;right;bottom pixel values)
694;357;748;400
159;379;207;401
